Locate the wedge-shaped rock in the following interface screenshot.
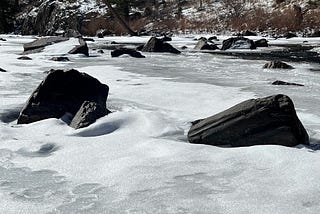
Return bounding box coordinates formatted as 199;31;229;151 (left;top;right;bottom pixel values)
141;37;181;54
17;69;109;125
70;101;108;129
263;60;294;69
68;38;89;56
188;94;309;147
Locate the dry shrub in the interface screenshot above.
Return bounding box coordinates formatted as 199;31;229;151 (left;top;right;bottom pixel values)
303;9;320;29
269;7;302;32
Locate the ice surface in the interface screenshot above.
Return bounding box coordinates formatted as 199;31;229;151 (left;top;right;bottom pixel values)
0;35;320;213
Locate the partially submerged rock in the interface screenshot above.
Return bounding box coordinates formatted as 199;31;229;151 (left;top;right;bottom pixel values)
50;56;70;61
23;36;69;54
17;56;32;60
221;37;256;50
194;38;219;50
254;39;268;47
0;68;7;72
272;80;304;86
68;38;89;56
188;94;309;147
263;60;294;69
141;37;181;54
17;69;109;126
111;48;145;58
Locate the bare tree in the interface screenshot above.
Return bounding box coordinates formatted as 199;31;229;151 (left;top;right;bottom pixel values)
101;0;138;36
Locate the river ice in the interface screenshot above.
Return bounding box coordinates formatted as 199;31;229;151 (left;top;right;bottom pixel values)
0;35;319;213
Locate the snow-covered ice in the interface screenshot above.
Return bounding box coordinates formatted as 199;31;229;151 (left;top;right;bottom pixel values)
0;35;320;213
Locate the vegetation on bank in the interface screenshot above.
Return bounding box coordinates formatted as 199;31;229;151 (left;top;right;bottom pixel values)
0;0;320;35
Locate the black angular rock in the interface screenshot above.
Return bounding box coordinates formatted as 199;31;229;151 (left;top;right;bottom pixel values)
70;101;108;129
194;38;219;50
17;69;109;125
17;56;32;60
141;37;181;54
283;32;297;39
50;56;70;62
263;60;294;69
111;48;145;58
68;38;89;56
272;80;304;86
0;68;7;72
241;30;257;36
254;39;268;47
221;37;256;50
188;94;309;147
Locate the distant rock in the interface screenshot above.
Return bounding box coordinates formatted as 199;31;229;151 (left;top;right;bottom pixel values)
17;69;109;126
254;39;268;47
83;38;95;42
64;29;82;38
272;80;304;86
283;32;297;39
70;101;108;129
188;94;309;147
0;68;7;72
96;29;112;38
308;30;320;38
221;37;256;50
0;38;6;41
181;46;188;50
208;36;218;41
263;60;294;69
17;56;32;60
194;38;219;50
97;50;104;54
111;48;145;58
50;56;70;62
23;36;69;54
141;37;181;54
68;38;89;56
241;30;257;36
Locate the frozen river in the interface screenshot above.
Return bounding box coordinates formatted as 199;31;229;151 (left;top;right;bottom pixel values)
0;35;320;213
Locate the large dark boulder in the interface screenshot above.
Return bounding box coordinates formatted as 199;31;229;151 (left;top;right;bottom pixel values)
254;39;268;47
141;37;181;54
221;37;256;50
17;69;109;125
23;36;69;54
263;60;294;69
68;38;89;56
188;94;309;147
111;48;145;58
194;38;219;50
0;68;7;72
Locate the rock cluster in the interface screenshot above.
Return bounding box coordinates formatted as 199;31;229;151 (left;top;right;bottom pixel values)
18;69;109;129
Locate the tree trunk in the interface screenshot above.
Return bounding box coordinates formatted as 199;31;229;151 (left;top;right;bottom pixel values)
102;0;138;36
